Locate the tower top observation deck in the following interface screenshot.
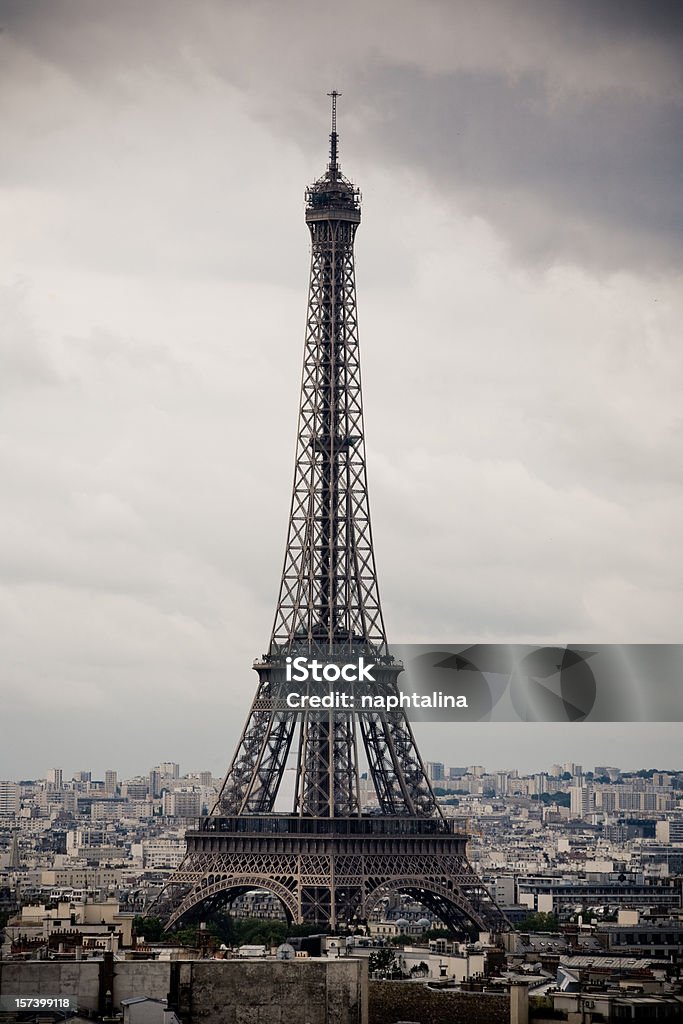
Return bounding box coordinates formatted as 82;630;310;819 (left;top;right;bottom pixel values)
306;90;361;223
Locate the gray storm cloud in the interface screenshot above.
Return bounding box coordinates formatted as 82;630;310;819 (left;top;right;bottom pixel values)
0;0;681;777
2;0;681;270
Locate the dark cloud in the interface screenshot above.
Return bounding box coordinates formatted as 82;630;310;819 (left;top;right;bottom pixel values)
348;66;683;270
1;1;682;271
557;0;683;37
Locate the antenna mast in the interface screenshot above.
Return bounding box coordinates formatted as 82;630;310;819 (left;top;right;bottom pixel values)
327;89;341;177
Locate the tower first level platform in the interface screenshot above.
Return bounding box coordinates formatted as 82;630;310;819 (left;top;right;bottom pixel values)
165;815;504;937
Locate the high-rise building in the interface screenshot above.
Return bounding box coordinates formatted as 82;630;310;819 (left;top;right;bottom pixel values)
149;769;162;798
594;789;617;813
159;762;180;779
495;772;509;795
122;782;149;801
104;770;118;795
656;820;683;843
163;789;201;818
46;768;63;790
595;765;621;781
0;781;20;817
570;784;594;818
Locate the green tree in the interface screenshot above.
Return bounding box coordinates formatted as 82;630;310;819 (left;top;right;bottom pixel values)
368;947;399;977
133;916;165;942
531;792;570;807
234;918;287;946
517;911;559;932
157;912;359;951
173;925;200;947
206;911;236;946
287;923;322;938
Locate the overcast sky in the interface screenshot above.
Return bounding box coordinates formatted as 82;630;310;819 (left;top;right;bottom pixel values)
1;0;682;782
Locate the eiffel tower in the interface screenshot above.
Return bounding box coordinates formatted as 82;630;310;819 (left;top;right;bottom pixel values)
163;94;508;937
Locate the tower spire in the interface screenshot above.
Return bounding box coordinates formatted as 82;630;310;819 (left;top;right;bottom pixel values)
327;89;340;177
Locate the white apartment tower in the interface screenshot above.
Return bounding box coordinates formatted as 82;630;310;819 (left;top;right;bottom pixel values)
0;781;20;817
570;784;594;818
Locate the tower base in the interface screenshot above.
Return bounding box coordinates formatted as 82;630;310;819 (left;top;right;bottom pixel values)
162;816;509;937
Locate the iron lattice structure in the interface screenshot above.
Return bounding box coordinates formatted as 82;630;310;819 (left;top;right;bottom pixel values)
161;94;508;936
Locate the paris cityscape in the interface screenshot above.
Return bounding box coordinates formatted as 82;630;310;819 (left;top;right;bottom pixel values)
2;754;683;1022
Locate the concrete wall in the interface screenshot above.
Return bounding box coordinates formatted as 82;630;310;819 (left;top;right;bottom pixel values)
0;957;367;1024
0;961;101;1013
115;962;172;1005
172;959;366;1024
368;980;509;1024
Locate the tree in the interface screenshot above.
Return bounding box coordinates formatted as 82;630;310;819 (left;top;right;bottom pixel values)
206;911;236;946
517;911;558;932
173;925;200;947
287;922;323;938
531;792;570;807
368;947;402;978
234;918;287;946
133;916;165;942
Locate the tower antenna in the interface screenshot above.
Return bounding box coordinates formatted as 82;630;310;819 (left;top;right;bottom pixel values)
327;89;341;176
